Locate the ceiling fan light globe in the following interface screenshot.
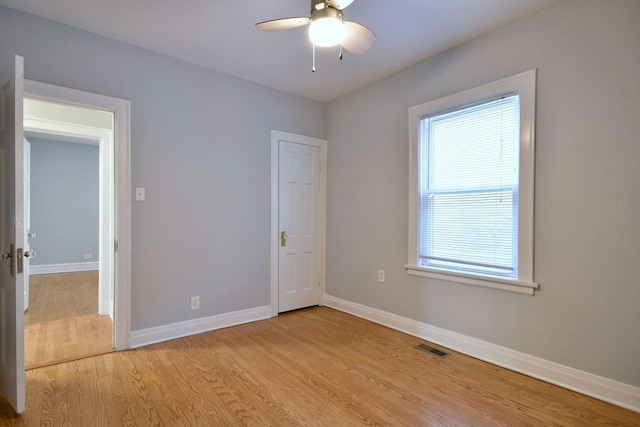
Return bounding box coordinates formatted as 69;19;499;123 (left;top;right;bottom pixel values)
309;17;347;47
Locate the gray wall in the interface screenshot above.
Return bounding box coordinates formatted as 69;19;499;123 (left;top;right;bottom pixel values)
0;6;325;330
325;0;640;387
2;0;639;390
28;137;99;265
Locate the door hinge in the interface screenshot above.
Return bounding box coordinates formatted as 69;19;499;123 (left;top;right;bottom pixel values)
0;86;6;132
114;240;119;252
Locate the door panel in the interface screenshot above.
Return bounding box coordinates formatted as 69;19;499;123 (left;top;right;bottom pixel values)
0;55;26;414
278;140;321;312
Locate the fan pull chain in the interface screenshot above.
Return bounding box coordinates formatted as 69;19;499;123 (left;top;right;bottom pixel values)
339;44;343;60
312;44;316;72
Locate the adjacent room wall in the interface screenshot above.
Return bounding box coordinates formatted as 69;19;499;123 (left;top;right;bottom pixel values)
325;0;640;387
0;6;325;330
28;137;99;266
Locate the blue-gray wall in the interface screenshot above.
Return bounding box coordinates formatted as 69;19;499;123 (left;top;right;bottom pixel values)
28;137;99;266
2;0;639;393
0;5;326;330
326;0;640;387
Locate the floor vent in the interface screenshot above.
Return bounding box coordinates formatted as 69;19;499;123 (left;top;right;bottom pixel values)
415;343;450;358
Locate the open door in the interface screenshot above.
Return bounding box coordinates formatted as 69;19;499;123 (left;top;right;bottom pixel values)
0;55;26;414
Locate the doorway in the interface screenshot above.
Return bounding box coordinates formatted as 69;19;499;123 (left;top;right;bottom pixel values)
1;57;130;412
23;105;114;368
23;79;131;356
270;130;327;315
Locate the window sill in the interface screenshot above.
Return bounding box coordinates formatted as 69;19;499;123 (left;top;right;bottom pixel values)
405;265;539;296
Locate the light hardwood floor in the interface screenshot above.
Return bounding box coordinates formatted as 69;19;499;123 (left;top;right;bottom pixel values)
2;306;639;425
24;271;113;369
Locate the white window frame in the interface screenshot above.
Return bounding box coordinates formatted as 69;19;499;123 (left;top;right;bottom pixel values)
406;70;538;295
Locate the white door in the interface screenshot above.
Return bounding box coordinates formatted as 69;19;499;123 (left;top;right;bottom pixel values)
278;139;321;312
23;139;31;312
0;55;26;414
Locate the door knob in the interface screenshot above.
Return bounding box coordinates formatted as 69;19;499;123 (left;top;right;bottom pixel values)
2;244;14;276
24;249;36;259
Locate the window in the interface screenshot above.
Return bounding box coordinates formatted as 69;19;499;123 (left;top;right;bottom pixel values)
407;71;538;295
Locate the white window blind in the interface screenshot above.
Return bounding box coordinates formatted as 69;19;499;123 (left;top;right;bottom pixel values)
418;94;520;277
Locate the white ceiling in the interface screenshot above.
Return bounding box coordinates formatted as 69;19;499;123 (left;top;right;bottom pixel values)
0;0;558;102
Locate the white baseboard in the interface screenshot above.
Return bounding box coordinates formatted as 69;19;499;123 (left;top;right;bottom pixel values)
30;262;99;275
322;294;640;413
130;305;272;348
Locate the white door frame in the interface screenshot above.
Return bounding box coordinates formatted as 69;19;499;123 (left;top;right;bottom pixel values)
270;130;327;316
24;80;131;350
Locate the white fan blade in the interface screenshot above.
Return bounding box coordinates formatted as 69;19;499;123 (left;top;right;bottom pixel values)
342;21;376;55
326;0;356;9
256;17;311;32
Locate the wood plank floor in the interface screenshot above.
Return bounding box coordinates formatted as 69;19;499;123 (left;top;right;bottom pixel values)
24;271;113;369
2;306;639;426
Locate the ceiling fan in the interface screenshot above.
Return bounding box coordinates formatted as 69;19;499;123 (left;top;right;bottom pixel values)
256;0;376;71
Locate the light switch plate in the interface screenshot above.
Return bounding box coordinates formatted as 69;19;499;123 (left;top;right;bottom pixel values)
135;187;145;201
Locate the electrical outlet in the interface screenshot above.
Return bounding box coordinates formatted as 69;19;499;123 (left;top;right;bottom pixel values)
190;296;200;310
83;253;92;259
377;270;385;283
